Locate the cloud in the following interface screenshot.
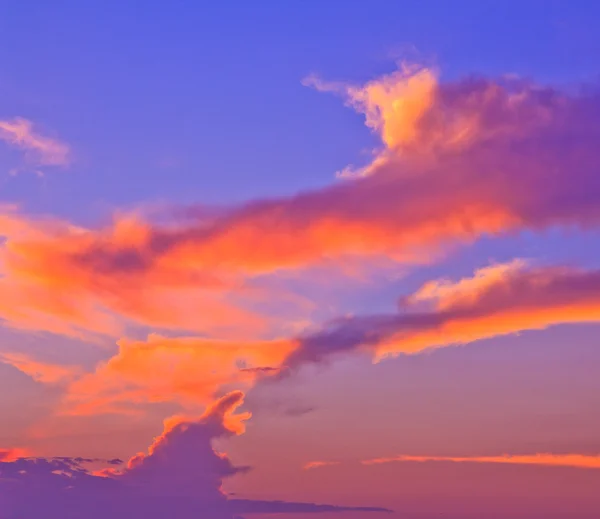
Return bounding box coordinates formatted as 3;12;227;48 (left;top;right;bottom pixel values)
0;209;267;339
0;352;80;384
0;117;70;167
0;448;29;462
111;391;250;499
64;334;295;415
362;454;600;470
49;66;600;276
286;261;600;366
18;258;600;419
1;67;600;339
304;63;440;154
0;392;387;518
229;500;391;514
303;460;341;470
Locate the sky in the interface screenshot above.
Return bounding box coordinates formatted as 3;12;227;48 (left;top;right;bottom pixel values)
1;1;600;518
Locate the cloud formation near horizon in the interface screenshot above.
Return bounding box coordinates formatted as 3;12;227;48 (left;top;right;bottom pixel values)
0;391;388;518
0;448;29;462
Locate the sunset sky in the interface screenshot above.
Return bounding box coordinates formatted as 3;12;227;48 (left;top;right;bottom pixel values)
2;2;600;518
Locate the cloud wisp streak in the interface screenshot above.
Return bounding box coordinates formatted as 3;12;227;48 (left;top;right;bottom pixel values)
0;117;70;167
303;460;341;470
362;454;600;470
0;352;80;385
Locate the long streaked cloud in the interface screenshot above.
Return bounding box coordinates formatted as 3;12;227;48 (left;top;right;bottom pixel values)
1;66;600;339
16;257;600;427
303;460;341;470
286;260;600;366
362;454;600;470
0;117;70;167
35;259;600;420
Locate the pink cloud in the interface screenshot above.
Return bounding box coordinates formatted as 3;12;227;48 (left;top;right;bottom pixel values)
0;352;80;385
0;117;70;167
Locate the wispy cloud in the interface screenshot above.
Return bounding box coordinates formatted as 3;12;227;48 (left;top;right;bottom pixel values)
0;352;80;385
0;117;70;167
286;261;600;366
362;454;600;470
303;460;341;470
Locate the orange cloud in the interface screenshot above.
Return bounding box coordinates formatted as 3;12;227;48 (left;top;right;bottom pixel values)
376;261;600;358
303;460;341;470
0;117;70;167
1;67;600;341
64;334;296;415
0;352;79;384
305;64;439;157
362;454;600;470
287;261;600;366
0;209;266;339
0;448;29;462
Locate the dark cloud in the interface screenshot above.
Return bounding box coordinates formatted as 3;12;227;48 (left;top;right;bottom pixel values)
0;391;388;518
